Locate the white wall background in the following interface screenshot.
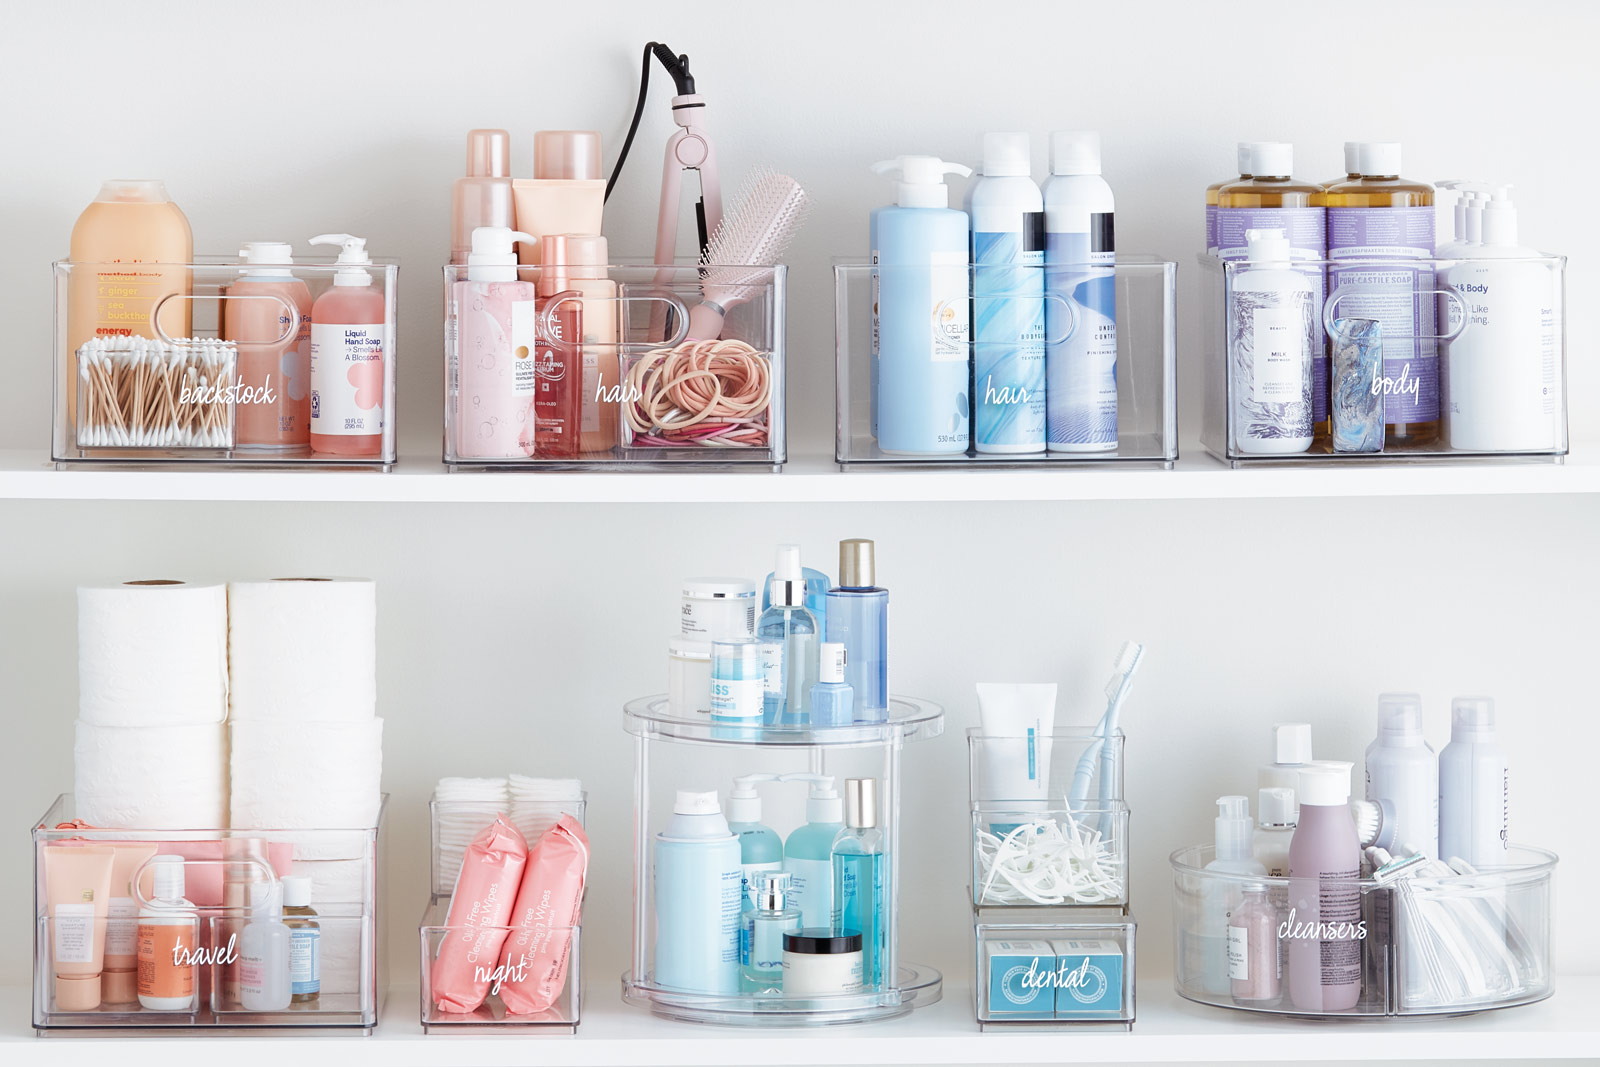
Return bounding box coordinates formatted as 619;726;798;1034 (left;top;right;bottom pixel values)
1;0;1597;997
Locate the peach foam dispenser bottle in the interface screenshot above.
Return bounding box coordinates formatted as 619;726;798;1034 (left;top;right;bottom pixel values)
451;129;515;265
307;233;386;457
66;180;193;426
224;242;313;450
534;234;584;457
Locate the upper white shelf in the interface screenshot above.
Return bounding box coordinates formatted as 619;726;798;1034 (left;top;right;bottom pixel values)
2;446;1598;504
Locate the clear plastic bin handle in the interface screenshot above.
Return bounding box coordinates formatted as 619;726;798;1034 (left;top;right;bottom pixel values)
151;290;301;348
1324;284;1467;345
130;855;277;913
943;291;1078;347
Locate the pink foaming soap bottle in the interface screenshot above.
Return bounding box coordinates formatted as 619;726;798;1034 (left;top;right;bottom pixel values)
1287;761;1362;1012
452;226;539;459
308;233;386;457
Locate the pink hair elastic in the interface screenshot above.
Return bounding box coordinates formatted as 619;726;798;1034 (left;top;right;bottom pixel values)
623;338;770;447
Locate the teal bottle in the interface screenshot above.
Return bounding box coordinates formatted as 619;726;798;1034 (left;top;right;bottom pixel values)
781;774;844;929
832;778;887;989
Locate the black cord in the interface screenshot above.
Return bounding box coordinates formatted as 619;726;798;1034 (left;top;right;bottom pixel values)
605;42;695;204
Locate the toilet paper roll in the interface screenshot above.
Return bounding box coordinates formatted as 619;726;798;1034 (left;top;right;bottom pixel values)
75;722;227;829
294;858;373;908
78;581;228;727
229;718;383;846
227;578;377;723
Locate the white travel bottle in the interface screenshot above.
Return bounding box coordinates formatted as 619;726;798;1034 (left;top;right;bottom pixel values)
1201;796;1267;995
1438;697;1509;865
1364;693;1439;857
238;881;292;1010
137;856;199;1011
1229;228;1314;454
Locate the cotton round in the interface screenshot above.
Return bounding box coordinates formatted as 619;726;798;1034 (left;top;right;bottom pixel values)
227;578;376;722
78;581;228;727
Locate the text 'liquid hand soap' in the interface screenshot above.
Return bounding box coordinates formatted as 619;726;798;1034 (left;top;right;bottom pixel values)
308;233;386;457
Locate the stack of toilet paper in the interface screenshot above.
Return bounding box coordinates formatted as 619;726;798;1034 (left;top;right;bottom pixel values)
75;581;229;828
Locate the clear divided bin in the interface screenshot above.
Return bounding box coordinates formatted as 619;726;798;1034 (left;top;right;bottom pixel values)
974;921;1136;1029
833;256;1177;468
443;262;786;470
1199;252;1568;465
1170;843;1556;1017
419;793;587;1033
33;793;385;1032
622;695;944;1026
52;258;399;467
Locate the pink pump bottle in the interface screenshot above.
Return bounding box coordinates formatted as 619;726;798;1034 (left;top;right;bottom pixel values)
225;242;312;450
308;233;386;457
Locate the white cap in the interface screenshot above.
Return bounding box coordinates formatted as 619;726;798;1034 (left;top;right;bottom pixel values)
1049;131;1101;176
1258;786;1296;829
467;226;536;282
1214;795;1254;862
1273;722;1313;764
728;773;777;824
1247;142;1293;179
674;789;722;816
1482;185;1517;246
1465;190;1487;244
1376;692;1425;744
774;544;802;580
1245;227;1291;264
239;241;295;277
1235;142;1256;175
871;156;972;209
981;132;1031;177
1298;761;1353;807
780;773;842;823
1356;142;1402;178
682;577;757;600
819;642;847;685
150;855;185;900
308;233;372;286
1450;697;1497;738
1343;141;1360;175
281;875;312;908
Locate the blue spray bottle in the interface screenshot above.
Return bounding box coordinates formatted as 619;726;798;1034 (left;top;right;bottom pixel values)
869;156;973;454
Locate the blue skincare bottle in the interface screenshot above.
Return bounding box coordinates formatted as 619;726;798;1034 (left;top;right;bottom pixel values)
726;774;782;912
760;564;830;633
780;774;844;929
809;643;855;727
832;778;887;989
653;789;744;994
756;544;819;726
825;538;888;721
870;156;973;454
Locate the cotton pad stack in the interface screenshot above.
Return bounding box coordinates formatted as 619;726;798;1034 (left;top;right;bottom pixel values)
509;775;585;843
433;777;510;893
74;581;229;828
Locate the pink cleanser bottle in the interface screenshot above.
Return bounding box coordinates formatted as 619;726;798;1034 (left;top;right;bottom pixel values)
308;233;386;457
451;226;539;459
1287;761;1362;1012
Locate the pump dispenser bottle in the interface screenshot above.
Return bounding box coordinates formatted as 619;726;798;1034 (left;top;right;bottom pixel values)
825;539;888;720
757;544;820;725
1206;143;1255;255
451;226;539;459
1229;227;1314;453
967;132;1046;454
225;242;313;450
1364;692;1439;857
1217;144;1328;434
1043;130;1117;453
780;774;845;929
451;129;515;264
307;233;385;456
1288;762;1361;1012
1325;142;1438;446
1438;697;1509;865
833;778;886;989
1201;796;1267;995
727;774;782;910
870;156;973;454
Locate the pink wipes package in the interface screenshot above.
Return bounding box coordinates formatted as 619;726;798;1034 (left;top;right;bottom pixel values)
497;815;589;1015
431;816;529;1013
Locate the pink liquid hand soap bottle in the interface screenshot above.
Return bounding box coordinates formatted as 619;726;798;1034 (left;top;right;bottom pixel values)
308;233;386;457
1287;762;1362;1012
451;226;539;459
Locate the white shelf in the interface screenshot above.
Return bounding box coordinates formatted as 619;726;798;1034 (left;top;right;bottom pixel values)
3;446;1598;504
4;977;1596;1064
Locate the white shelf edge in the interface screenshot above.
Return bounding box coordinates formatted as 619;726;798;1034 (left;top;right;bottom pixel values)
4;976;1597;1064
2;446;1597;505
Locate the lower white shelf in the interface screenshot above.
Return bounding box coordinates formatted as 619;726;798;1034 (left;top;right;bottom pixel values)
3;975;1596;1064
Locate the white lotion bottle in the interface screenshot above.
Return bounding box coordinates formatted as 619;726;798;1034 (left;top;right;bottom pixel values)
1201;796;1267;995
1364;693;1439;857
238;881;292;1010
1229;228;1314;453
1438;697;1509;865
1260;722;1313;818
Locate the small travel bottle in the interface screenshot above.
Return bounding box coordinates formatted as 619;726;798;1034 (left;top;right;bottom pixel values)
308;233;386;457
1228;883;1281;1005
832;778;886;989
239;881;291;1010
825;539;888;721
533;233;584;457
137;856;198;1011
740;871;802;993
809;643;855;727
282;875;320;1004
757;544;819;726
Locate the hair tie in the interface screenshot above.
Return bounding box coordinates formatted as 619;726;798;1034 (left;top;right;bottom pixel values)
623;338;772;447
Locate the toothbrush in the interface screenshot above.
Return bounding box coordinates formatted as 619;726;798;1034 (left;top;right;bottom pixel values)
1068;642;1144;817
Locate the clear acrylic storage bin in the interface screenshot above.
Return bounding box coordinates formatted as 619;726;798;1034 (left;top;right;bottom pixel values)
1199;252;1568;465
33;793;385;1032
443;262;786;470
622;695;944;1026
833;256;1177;468
968;729;1129;912
1170;843;1556;1017
53;258;399;467
974;921;1136;1029
419;793;587;1032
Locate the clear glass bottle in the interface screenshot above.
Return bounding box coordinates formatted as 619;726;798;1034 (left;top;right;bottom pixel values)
282;875;320;1004
824;539;888;721
831;778;886;989
809;642;856;726
757;545;819;726
739;871;802;993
